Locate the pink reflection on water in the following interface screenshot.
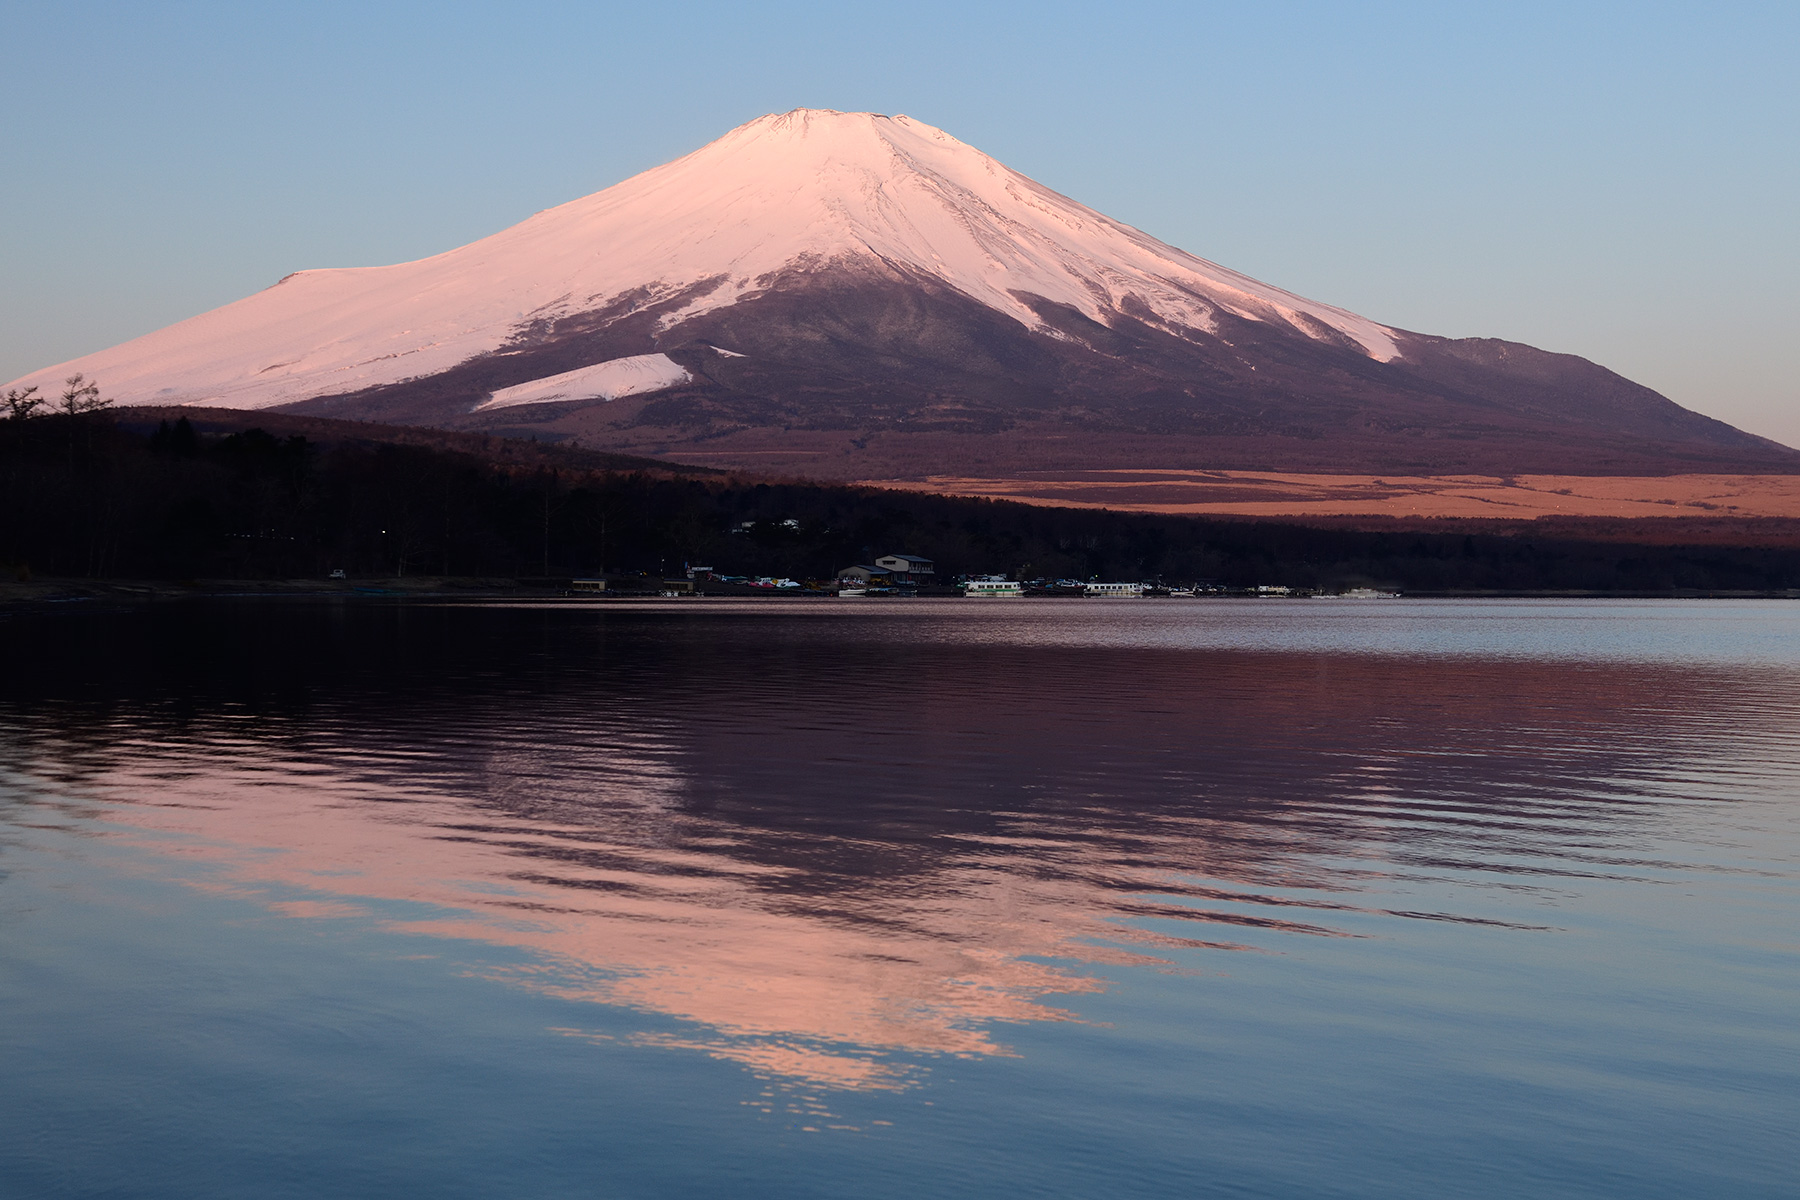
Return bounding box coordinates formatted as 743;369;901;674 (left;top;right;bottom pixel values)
19;613;1780;1094
77;741;1228;1090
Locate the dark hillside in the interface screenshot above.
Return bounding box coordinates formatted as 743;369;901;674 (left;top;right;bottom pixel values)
3;411;1799;593
115;405;712;477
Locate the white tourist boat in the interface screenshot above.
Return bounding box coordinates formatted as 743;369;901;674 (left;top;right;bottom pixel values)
962;578;1023;598
1083;582;1144;597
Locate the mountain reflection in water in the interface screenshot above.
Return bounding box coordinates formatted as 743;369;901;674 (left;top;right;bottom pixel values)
5;599;1797;1094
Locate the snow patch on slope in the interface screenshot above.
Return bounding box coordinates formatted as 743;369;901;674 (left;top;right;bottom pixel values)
476;355;691;411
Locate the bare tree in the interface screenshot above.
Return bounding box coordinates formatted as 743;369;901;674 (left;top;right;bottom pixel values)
4;385;42;420
539;468;569;576
52;374;112;473
58;374;109;416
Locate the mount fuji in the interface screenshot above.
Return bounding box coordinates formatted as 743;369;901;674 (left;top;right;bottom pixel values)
10;109;1795;478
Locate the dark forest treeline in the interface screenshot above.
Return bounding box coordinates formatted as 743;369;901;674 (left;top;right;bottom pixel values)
4;412;1800;592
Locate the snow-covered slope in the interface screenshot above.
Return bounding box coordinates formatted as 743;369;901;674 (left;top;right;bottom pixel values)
476;354;691;411
5;109;1397;410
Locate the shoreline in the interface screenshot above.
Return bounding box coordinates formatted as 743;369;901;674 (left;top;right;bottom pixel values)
6;579;1799;613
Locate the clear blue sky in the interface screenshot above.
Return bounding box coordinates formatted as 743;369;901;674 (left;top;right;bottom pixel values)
4;0;1796;445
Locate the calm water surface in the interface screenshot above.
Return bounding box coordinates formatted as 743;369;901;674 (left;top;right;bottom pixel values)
2;599;1796;1198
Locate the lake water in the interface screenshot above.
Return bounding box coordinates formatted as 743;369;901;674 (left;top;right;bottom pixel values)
2;598;1797;1198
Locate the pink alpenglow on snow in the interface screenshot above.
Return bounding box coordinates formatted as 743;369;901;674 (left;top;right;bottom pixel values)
8;108;1793;481
3;110;1397;413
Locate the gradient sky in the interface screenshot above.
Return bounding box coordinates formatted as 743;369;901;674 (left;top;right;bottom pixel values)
4;0;1796;446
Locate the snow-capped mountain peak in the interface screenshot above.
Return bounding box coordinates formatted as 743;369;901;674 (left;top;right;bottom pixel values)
10;107;1782;484
6;109;1396;411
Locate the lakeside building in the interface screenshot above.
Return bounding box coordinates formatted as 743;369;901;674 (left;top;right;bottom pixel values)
873;554;935;584
838;554;934;586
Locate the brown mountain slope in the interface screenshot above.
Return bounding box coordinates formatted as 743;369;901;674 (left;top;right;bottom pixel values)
282;264;1799;479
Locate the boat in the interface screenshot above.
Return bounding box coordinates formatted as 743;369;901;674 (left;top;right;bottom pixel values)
837;585;868;597
1083;582;1144;597
962;578;1023;598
